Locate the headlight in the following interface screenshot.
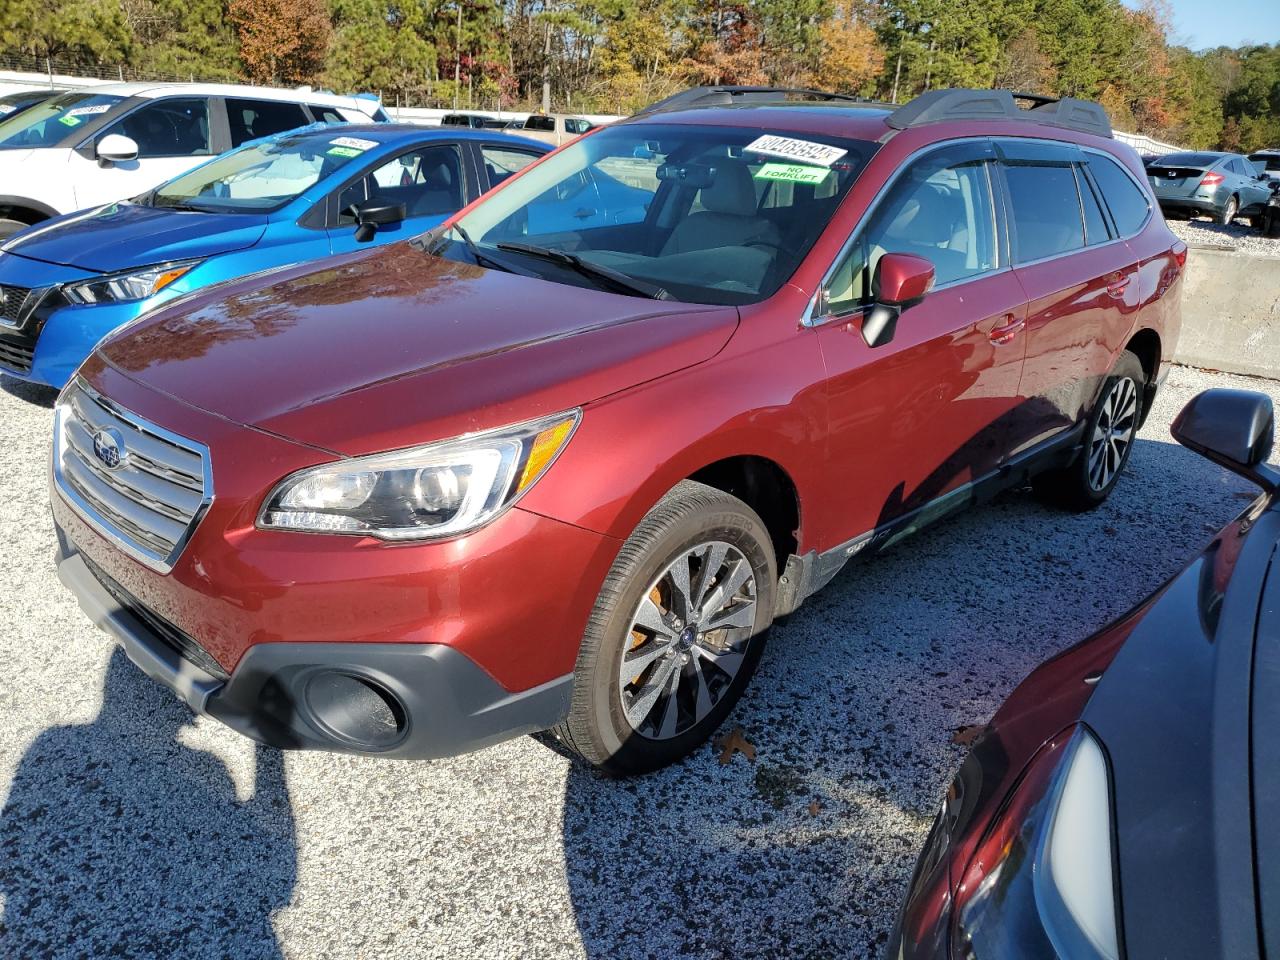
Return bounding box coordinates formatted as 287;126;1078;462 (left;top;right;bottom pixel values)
63;260;200;305
258;410;580;540
953;726;1119;960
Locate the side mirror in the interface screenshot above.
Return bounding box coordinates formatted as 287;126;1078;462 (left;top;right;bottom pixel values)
861;252;935;349
352;198;406;243
96;134;138;166
1172;389;1278;491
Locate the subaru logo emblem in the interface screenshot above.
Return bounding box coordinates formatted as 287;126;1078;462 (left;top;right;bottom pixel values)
92;427;127;470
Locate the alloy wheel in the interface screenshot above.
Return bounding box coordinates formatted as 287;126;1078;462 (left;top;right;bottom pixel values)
618;540;758;740
1087;376;1138;492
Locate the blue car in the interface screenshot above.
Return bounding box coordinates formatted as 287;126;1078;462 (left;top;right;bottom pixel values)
0;123;553;387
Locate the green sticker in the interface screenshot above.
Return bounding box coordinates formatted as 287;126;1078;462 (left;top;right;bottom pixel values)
326;145;361;158
58;114;83;127
754;162;830;185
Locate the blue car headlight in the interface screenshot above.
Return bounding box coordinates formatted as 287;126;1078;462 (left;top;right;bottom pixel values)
62;259;201;305
952;726;1120;960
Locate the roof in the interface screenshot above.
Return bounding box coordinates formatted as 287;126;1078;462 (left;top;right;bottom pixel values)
619;102;895;142
268;122;550;151
63;82;380;113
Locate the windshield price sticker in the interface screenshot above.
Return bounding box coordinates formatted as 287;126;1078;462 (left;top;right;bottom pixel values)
327;145;362;158
66;104;111;118
330;136;377;151
754;162;832;185
58;115;83;127
744;134;847;167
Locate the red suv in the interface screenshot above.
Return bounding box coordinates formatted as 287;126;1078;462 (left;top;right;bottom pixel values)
51;87;1185;774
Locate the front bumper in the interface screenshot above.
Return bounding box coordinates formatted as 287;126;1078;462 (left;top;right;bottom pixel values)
56;529;573;758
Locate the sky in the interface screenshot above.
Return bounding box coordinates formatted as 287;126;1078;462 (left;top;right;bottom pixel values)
1121;0;1280;50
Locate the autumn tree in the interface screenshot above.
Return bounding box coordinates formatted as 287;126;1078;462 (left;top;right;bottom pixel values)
228;0;331;85
814;0;883;94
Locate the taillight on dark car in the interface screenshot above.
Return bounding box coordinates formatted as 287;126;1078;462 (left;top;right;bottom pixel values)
950;726;1121;960
1201;171;1225;187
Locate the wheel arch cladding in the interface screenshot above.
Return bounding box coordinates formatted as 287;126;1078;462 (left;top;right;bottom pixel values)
1124;327;1162;423
686;455;800;571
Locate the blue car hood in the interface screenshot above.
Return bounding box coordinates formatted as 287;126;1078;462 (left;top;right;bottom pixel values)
3;202;269;274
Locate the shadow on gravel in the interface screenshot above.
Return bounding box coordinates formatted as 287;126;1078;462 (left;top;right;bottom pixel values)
0;374;57;409
0;650;297;959
560;435;1255;960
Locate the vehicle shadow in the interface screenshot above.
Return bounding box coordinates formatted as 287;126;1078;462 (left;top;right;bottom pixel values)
0;649;297;959
0;373;57;408
559;433;1258;960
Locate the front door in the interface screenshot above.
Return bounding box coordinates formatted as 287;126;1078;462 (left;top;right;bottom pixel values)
813;139;1028;542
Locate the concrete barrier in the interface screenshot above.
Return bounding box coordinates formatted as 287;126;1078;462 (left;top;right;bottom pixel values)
1177;246;1280;380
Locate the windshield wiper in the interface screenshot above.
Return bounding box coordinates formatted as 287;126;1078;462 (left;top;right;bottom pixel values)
420;222;518;275
495;242;671;300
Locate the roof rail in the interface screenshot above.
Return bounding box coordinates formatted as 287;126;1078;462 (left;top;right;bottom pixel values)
885;88;1112;139
635;85;869;116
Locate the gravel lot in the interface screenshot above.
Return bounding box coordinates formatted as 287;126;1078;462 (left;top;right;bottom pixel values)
1167;215;1280;256
1;365;1277;960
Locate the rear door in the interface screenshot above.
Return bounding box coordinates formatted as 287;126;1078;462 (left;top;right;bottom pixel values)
813;139;1028;538
997;139;1140;456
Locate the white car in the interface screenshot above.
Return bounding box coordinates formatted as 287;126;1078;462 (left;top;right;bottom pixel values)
0;82;388;238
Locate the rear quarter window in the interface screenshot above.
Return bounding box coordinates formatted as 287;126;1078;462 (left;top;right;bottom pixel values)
1086;154;1150;237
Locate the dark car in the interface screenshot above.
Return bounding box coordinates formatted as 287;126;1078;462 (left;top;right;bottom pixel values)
1147;150;1272;225
0;87;64;122
51;86;1184;775
888;387;1279;959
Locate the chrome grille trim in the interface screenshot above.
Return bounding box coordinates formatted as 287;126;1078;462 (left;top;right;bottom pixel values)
53;379;214;574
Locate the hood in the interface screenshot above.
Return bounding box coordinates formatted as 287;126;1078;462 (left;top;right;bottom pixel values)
3;202;268;273
96;243;739;455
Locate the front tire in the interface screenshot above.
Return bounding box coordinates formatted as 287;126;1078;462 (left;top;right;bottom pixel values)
551;480;776;775
1033;350;1145;512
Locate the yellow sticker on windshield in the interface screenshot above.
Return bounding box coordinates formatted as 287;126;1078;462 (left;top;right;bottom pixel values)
754;162;831;185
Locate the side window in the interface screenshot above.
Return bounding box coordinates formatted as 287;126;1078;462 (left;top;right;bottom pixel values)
1004;162;1085;262
565;118;590;135
109;98;211;158
1085;154;1150;237
310;106;347;124
825;149;997;315
337;145;464;222
525;116;554;133
481;145;541;188
227;98;310;148
1075;166;1111;245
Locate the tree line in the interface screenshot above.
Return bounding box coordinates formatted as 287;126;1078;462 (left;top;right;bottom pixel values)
2;0;1277;150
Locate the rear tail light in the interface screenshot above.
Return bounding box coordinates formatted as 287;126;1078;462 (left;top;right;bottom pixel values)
1200;171;1224;187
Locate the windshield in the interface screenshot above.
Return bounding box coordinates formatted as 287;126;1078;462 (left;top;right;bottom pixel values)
152;131;378;213
0;92;125;149
1250;154;1280;172
1156;152;1221;168
442;122;877;305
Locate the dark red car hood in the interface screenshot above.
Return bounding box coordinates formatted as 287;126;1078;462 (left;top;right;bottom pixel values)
97;243;738;455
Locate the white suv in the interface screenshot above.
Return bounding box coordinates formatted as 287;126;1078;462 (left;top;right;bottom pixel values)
0;82;387;238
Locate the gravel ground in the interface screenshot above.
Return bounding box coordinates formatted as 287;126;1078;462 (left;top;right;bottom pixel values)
1167;215;1280;256
1;365;1278;960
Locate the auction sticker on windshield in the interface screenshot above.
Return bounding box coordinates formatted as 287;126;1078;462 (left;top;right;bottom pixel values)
744;135;847;167
327;136;378;158
754;163;832;185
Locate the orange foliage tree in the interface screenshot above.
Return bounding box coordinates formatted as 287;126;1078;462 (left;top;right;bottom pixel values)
228;0;332;85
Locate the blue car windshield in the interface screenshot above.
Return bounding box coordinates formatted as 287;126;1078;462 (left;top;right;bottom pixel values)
0;92;125;149
151;131;377;213
445;123;877;306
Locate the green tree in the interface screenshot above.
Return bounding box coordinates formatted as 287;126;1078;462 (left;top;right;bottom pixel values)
0;0;132;65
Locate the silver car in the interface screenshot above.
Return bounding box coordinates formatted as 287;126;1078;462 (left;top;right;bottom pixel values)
1147;151;1272;225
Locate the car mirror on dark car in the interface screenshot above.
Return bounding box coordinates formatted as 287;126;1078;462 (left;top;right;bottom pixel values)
352;198;406;242
1172;389;1279;492
862;252;935;349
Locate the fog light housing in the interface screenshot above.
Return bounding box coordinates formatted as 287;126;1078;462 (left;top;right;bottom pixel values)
303;672;407;749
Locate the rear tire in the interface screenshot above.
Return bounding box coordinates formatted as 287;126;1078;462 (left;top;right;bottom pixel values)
1218;195;1239;225
550;480;776;775
1033;350;1145;512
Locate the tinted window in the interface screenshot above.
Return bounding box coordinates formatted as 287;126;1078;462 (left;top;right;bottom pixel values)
1005;163;1084;262
481;145;541;187
0;92;125;150
524;116;555;132
826;147;997;313
1086;154;1150;237
1160;152;1221;167
227;98;310;148
337;144;464;222
565;118;591;135
1076;166;1110;245
108;98;211;158
1250;153;1280;172
310;106;347;124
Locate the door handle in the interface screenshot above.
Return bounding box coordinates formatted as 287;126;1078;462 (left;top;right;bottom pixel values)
988;314;1024;345
1106;275;1131;298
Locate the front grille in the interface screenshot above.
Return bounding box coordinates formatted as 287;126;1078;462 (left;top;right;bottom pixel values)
80;553;229;681
54;379;213;573
0;283;32;326
0;335;33;373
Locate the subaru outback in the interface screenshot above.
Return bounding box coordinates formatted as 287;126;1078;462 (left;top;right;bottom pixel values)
50;86;1185;774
